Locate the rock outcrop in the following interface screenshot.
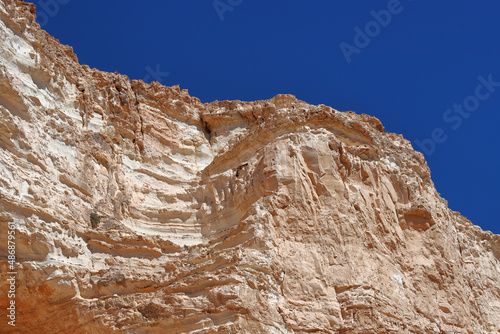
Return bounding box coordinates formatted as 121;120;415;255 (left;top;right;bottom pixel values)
0;1;499;333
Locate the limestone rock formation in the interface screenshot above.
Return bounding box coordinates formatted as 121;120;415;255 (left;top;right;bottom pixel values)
1;1;499;333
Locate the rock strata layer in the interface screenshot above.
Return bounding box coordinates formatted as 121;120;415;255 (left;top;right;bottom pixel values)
0;1;499;333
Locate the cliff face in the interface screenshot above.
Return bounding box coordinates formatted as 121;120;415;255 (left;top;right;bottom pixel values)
0;1;499;333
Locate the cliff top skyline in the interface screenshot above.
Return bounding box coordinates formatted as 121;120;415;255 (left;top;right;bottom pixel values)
27;0;500;234
1;2;499;332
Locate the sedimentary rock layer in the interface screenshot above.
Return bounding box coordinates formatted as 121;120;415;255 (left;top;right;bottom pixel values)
0;1;499;333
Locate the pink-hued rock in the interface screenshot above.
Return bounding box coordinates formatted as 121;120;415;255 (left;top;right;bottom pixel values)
0;1;499;333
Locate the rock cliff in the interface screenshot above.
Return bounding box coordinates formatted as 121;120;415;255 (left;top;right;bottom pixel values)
0;1;499;333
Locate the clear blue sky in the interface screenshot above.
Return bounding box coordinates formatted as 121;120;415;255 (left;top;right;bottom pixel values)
28;0;500;234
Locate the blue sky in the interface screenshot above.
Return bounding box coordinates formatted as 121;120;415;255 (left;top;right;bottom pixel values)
29;0;500;234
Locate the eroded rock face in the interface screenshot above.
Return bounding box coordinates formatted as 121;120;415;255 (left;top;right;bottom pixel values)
0;1;499;333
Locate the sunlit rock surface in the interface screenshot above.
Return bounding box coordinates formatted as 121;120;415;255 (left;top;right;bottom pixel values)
0;1;499;333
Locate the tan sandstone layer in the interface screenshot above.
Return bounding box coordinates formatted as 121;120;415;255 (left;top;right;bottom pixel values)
0;1;499;333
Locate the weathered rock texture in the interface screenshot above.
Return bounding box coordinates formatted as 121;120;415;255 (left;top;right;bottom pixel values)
1;1;499;333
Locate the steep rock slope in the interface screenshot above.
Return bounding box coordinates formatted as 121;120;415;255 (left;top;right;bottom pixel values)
0;1;499;333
